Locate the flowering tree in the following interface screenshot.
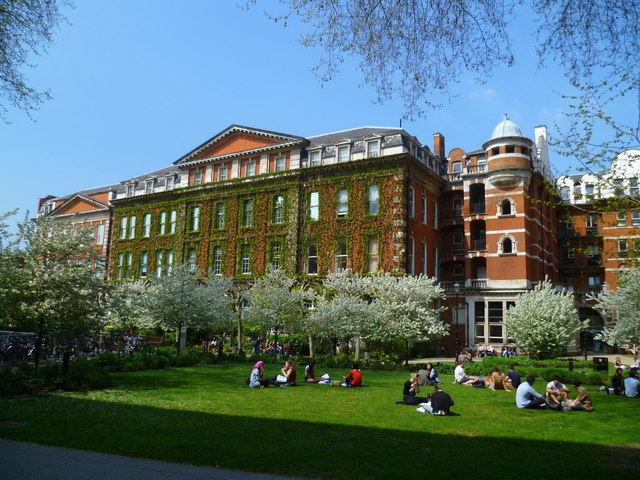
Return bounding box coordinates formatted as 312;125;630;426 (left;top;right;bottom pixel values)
145;264;234;354
368;273;447;362
593;267;640;357
103;281;152;331
243;266;308;343
505;278;586;359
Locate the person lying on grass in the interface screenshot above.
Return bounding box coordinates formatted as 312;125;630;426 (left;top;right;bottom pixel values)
568;381;593;411
248;361;284;389
342;362;363;387
484;366;512;392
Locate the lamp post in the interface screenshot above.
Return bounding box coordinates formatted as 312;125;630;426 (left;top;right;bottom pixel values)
453;282;461;361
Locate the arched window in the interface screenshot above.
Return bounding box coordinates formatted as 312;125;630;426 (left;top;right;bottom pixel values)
502;237;513;254
501;199;512;216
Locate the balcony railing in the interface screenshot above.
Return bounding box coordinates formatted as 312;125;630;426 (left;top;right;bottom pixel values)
470;239;486;251
470;279;487;289
442;209;463;220
466;164;487;174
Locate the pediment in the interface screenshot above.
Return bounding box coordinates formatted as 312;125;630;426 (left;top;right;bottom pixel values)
52;195;109;215
175;125;306;166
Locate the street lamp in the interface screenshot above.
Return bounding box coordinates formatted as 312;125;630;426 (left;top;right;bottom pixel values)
453;282;461;361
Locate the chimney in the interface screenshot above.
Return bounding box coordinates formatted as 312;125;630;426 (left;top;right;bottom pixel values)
433;133;445;159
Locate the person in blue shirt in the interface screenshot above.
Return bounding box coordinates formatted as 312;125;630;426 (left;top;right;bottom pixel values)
624;369;640;398
515;375;546;409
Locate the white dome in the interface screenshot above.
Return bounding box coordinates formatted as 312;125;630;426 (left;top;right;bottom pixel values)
490;115;523;140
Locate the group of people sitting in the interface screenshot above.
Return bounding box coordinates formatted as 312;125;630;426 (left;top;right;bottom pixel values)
248;360;364;388
397;366;454;416
609;368;640;397
453;361;520;391
515;375;592;411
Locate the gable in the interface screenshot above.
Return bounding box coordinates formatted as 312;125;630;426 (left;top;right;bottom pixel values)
193;134;279;160
54;196;108;215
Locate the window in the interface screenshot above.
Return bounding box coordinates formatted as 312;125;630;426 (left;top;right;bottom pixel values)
451;161;462;173
613;178;624;193
501;237;513;254
367;236;379;273
94;259;102;278
156;249;174;277
561;186;570;201
632;210;640;226
586;214;598;232
166;176;174;191
240;245;251;274
212;246;223;275
453;263;464;278
585;184;594;197
159;212;167;235
337;146;349;163
408;186;415;218
501;199;512;215
335;237;348;270
566;247;575;259
630;178;639;196
145;181;154;194
573;182;581;199
142;213;151;237
309;191;319;220
169;210;177;234
488;302;504;343
307;241;318;274
309;150;321;166
140;251;148;278
619;239;629;257
617;212;627;227
421;195;427;223
272;195;285;224
367;140;379;157
588;275;601;286
407;237;414;275
190;206;201;232
367;184;379;215
275;155;286;172
116;253;124;279
246;161;256;177
96;224;104;245
452;198;462;218
219;166;228;181
421;242;427;274
561;216;574;231
433;202;438;229
119;217;127;239
242;199;254;227
214;203;226;230
337;189;348;217
187;247;197;272
270;240;282;268
453;230;464;249
128;216;136;239
126;184;134;197
194;170;202;185
125;252;133;279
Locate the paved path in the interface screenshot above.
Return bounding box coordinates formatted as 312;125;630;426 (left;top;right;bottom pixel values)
0;439;301;480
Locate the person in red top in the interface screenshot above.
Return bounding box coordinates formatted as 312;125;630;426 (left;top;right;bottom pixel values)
344;362;363;387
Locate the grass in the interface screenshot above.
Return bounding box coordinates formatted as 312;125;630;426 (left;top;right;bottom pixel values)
0;362;638;479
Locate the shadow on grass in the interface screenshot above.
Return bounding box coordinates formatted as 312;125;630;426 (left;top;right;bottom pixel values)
1;394;638;480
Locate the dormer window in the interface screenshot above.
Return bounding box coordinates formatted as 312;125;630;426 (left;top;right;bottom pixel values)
166;176;174;191
126;184;134;197
145;180;154;195
451;161;462;173
309;150;321;166
367;140;380;157
337;145;349;163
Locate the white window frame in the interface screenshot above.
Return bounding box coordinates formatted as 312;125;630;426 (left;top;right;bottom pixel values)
273;195;285;224
142;213;151;237
337;189;348;217
169;210;177;234
128;216;136;239
194;170;202;185
190;206;201;231
243;199;254;227
165;176;174;191
126;184;134;197
632;210;640;226
408;186;415;218
335;237;348;271
367;184;379;215
140;251;148;278
275;155;286;172
307;240;318;275
421;241;427;274
421;195;427;223
96;224;105;245
337;145;349;163
367;236;379;273
219;166;228;181
367;140;380;157
309;191;320;220
145;180;154;194
159;211;167;235
215;202;226;230
212;246;223;275
309;150;321;166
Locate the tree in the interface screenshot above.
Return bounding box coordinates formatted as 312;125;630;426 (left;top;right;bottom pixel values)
504;278;586;359
102;280;152;331
0;214;103;376
249;0;640;119
243;266;308;343
368;273;447;362
592;267;640;358
145;264;234;355
0;0;70;121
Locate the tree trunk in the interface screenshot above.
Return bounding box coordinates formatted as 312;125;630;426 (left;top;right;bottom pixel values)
176;326;182;356
308;334;314;358
405;339;410;366
354;336;361;361
236;310;243;354
32;316;45;378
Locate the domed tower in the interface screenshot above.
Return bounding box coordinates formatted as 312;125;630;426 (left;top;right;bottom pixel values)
483;114;534;176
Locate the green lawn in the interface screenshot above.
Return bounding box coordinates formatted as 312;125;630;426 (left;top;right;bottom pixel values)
0;362;638;479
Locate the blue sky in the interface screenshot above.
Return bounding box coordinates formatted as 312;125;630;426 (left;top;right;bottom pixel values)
0;1;627;229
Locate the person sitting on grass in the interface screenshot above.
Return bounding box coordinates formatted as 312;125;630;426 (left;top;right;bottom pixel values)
454;361;479;386
624;368;640;398
399;373;430;405
342;362;363;387
279;359;296;386
426;363;440;385
568;381;593;411
505;364;521;389
485;366;511;392
515;375;546;409
248;361;283;389
304;360;324;383
417;385;454;415
611;368;625;395
545;375;570;409
417;364;430;386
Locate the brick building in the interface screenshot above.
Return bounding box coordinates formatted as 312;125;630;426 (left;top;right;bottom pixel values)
38;119;636;353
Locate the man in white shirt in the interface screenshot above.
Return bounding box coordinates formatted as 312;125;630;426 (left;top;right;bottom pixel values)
516;376;546;409
453;362;479;386
546;375;570;409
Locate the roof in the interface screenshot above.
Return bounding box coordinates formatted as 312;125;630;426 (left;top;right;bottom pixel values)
490;114;524;140
307;126;408;146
